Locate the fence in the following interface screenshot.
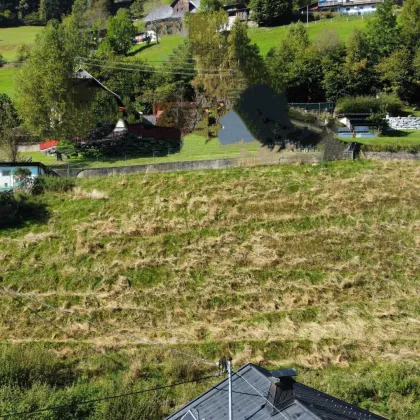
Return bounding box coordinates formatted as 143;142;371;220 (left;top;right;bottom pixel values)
289;103;335;114
54;152;334;178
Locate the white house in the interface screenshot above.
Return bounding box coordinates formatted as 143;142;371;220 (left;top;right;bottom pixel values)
302;0;382;15
0;163;47;192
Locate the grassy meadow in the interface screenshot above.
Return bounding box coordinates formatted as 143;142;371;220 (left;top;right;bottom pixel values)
246;15;371;56
339;130;420;152
0;26;41;100
1;160;419;418
0;67;18;100
0;25;42;61
128;35;185;62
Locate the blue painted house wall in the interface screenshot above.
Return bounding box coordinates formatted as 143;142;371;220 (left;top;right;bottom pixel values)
0;164;45;191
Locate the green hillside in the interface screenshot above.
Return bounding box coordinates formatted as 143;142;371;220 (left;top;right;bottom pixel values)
0;26;42;100
128;35;185;62
248;16;371;56
0;25;43;61
0;17;372;99
1;160;419;419
0;67;18;99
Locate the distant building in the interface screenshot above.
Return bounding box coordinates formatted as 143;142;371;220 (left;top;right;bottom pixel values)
134;31;157;44
167;364;387;420
223;3;251;30
144;0;201;32
0;162;48;192
301;0;382;15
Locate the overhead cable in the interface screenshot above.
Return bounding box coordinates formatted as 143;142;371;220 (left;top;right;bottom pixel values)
1;287;218;367
234;372;288;420
0;374;222;419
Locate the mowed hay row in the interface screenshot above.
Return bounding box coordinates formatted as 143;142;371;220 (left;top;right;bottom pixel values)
0;160;419;367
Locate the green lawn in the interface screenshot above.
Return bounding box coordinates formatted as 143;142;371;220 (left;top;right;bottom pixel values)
339;130;420;147
0;26;42;100
21;133;262;168
128;34;185;62
0;26;43;62
249;16;371;56
0;67;18;100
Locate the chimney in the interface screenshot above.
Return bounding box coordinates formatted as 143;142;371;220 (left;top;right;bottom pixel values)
265;369;297;416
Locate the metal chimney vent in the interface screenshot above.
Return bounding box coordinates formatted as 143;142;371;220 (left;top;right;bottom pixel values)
265;369;297;416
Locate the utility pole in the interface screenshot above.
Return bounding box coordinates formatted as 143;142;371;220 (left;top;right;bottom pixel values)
228;358;233;420
306;5;309;27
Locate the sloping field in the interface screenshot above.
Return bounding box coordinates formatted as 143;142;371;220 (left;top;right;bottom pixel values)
128;35;185;62
0;160;419;419
248;16;371;56
0;26;42;61
0;67;18;100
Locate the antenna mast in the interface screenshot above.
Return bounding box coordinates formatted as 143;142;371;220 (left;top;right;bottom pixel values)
228;358;233;420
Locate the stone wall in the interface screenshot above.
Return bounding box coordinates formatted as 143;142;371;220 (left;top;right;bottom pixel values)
386;116;420;130
363;151;420;160
54;153;325;178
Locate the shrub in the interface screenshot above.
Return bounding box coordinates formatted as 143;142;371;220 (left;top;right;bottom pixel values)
366;111;389;136
289;108;319;124
335;94;403;116
16;44;31;62
361;143;420;153
32;176;75;195
0;53;5;67
23;11;44;26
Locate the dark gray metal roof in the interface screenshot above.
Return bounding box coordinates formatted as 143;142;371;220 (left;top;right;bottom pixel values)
71;68;124;107
166;364;387;420
144;5;174;22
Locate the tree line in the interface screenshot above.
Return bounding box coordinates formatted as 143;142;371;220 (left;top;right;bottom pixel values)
0;0;149;26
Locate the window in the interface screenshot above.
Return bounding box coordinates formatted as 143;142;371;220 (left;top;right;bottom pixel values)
4;183;8;188
2;170;11;176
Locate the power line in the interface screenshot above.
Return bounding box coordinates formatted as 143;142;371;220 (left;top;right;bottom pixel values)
234;372;288;420
81;61;243;77
77;57;243;75
1;287;218;367
0;374;222;419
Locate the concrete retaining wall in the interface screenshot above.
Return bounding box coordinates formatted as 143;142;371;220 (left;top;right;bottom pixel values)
363;151;420;160
18;143;40;153
386;116;420;130
54;153;324;178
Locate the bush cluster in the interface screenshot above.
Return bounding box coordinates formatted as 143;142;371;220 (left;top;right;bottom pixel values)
361;143;420;153
31;176;75;195
335;95;403;116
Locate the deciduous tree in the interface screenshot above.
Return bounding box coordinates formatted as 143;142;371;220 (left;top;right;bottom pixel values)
101;8;136;55
130;0;146;18
16;21;93;141
400;0;420;49
250;0;292;27
366;0;400;61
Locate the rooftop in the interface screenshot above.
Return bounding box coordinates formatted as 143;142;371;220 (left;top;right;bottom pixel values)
167;364;387;420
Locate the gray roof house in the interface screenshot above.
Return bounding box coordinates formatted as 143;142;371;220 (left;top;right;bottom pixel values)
144;0;200;23
166;364;387;420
